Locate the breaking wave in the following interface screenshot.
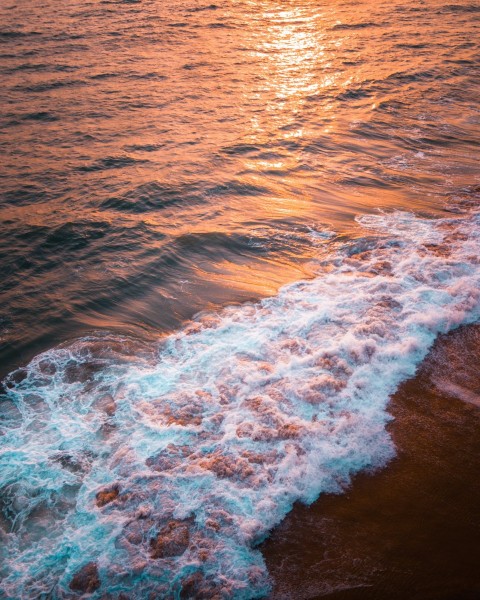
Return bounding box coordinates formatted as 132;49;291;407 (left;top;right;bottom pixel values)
1;207;480;598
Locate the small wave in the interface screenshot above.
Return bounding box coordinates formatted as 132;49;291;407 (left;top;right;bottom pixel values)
125;143;164;152
40;221;110;252
330;21;379;31
0;30;42;39
17;78;86;93
77;156;149;173
441;4;480;13
205;21;236;29
186;4;219;13
221;144;262;156
21;111;59;122
0;184;51;207
386;69;441;84
207;181;271;198
99;181;203;214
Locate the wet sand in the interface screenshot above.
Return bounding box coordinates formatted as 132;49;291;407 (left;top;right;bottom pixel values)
263;325;480;600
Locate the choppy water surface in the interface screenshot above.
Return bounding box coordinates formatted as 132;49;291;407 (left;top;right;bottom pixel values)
0;0;479;597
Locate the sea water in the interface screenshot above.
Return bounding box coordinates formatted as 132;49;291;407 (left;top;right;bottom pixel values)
1;0;479;597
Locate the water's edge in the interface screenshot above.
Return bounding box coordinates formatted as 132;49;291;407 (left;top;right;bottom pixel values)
263;323;480;600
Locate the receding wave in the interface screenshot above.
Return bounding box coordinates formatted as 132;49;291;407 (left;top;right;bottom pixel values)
1;207;480;598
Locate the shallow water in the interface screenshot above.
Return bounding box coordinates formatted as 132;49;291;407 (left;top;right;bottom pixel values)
1;0;479;598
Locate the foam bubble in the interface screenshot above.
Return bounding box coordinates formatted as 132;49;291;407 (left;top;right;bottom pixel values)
1;209;480;598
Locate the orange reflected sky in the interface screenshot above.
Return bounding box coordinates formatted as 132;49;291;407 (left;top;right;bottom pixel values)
0;0;478;365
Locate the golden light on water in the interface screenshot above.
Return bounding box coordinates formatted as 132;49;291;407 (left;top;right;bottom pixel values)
247;7;330;136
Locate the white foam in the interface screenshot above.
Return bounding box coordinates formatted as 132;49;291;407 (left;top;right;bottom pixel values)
1;209;480;598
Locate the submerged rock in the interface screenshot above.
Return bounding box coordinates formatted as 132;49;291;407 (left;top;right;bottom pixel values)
150;520;190;559
146;444;192;472
52;451;94;474
94;393;117;417
5;368;27;388
96;484;120;507
64;361;101;384
69;562;100;593
180;571;216;600
198;451;254;480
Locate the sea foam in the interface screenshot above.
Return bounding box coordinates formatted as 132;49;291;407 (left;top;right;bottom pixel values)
1;208;480;598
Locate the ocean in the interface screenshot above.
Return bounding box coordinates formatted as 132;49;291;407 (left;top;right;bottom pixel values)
0;0;479;598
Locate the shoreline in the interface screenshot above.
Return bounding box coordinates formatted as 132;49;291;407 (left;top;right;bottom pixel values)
262;324;480;600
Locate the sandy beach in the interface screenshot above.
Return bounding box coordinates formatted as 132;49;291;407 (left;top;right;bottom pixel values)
264;325;480;599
